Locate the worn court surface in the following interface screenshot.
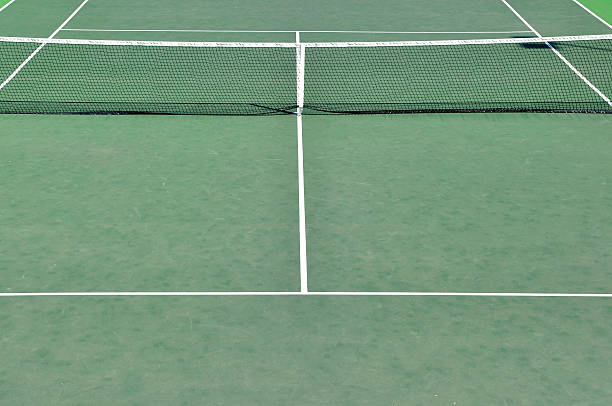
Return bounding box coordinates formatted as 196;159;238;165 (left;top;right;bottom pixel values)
1;0;612;404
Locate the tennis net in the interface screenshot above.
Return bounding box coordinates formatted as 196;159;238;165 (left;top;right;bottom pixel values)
0;34;611;115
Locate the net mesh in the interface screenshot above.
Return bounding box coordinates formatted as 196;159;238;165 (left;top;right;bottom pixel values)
0;35;611;115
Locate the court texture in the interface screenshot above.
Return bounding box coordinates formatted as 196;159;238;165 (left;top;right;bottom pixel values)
1;0;612;404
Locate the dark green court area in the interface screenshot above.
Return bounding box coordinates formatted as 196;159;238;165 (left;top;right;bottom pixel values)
1;296;611;405
2;114;611;293
0;116;299;292
305;114;612;292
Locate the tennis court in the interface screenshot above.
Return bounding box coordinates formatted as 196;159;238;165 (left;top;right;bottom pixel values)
1;0;611;403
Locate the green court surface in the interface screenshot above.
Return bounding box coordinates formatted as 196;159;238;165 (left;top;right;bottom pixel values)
2;297;612;404
305;114;612;292
1;0;612;404
54;0;532;42
0;116;299;292
1;0;610;41
0;0;86;38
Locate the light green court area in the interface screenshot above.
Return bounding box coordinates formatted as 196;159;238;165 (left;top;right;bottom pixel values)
506;0;612;36
581;0;612;26
0;116;299;292
305;114;612;292
1;297;611;405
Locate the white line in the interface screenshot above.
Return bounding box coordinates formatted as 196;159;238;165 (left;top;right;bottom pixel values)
3;34;611;48
47;0;89;39
296;32;308;293
0;43;46;90
297;114;308;293
1;292;611;297
500;0;612;107
296;33;305;109
571;0;612;31
0;0;89;91
0;0;17;13
60;28;534;34
500;0;552;37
